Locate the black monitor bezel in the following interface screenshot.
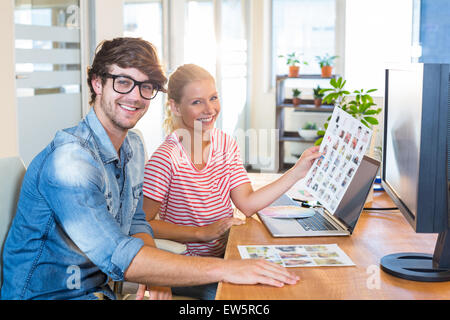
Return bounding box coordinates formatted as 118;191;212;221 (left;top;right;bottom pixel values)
381;63;449;233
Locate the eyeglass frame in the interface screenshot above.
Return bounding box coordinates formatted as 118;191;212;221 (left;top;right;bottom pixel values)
103;73;160;100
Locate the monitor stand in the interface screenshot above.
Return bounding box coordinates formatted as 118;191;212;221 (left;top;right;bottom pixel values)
380;229;450;282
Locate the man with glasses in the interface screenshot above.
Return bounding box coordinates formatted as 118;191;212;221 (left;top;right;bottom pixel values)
1;37;298;300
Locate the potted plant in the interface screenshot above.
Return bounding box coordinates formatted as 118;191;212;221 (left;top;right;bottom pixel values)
315;77;381;146
315;54;338;78
313;85;325;107
292;88;302;106
298;122;319;140
279;52;308;77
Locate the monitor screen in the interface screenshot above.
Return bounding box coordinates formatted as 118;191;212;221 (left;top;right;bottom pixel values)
383;65;423;222
382;63;449;233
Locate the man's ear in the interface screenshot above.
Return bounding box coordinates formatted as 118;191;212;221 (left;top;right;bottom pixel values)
169;99;181;117
91;76;103;96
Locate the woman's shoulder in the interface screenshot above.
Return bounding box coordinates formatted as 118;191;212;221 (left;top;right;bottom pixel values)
147;133;182;163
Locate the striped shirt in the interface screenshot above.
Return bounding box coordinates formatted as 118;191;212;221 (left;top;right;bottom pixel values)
143;128;250;257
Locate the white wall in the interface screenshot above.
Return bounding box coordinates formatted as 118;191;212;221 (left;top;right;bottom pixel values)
0;0;18;158
248;0;277;171
94;0;124;45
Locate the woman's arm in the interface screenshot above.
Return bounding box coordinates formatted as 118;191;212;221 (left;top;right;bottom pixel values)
143;197;243;243
231;146;321;216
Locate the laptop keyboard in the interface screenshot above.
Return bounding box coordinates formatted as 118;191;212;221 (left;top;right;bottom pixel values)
296;213;338;231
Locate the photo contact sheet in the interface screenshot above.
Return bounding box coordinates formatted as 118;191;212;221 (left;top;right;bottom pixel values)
303;108;373;214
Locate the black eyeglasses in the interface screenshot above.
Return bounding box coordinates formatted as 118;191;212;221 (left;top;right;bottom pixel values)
104;73;159;100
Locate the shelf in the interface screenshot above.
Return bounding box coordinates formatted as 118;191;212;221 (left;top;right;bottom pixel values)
280;131;318;143
276;74;338;80
277;103;334;113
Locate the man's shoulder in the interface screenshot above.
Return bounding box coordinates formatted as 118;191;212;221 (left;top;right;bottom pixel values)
37;123;103;181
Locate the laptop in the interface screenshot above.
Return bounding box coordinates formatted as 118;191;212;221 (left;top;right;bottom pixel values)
258;155;380;237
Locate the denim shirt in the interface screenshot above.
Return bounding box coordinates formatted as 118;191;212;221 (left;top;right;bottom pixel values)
1;109;153;300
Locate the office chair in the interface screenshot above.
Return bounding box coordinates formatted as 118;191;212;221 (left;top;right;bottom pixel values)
0;157;26;290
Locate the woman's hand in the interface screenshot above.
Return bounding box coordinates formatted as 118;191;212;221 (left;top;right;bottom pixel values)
196;217;245;242
290;146;322;180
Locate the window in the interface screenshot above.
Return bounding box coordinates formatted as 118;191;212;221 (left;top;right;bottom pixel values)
185;0;216;76
14;0;84;166
123;0;249;153
124;0;165;156
273;0;336;76
185;0;249;135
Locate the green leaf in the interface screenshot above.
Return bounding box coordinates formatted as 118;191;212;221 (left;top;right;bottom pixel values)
317;130;325;136
366;89;377;93
314;137;323;146
360;119;370;128
330;77;337;88
363;109;378;115
364;116;379;125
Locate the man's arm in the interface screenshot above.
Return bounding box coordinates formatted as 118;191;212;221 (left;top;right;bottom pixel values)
132;233;172;300
124;245;299;288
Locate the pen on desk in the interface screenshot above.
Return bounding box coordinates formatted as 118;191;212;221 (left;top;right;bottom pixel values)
292;198;312;207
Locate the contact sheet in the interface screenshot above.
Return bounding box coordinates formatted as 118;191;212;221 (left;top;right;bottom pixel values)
302;107;373;214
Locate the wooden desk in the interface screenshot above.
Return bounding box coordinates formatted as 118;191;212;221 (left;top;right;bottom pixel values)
216;173;450;300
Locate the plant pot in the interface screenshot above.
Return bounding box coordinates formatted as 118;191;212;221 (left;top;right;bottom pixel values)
314;98;322;108
288;66;300;78
321;66;333;78
292;97;301;106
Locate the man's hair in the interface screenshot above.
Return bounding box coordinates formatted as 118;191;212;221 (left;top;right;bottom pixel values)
87;37;167;105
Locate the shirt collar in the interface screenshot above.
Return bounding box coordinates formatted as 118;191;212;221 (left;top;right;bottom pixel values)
85;108;133;164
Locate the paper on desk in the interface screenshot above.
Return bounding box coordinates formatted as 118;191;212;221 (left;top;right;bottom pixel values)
301;107;373;214
238;244;355;267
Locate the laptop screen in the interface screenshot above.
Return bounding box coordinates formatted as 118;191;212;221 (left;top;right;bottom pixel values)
333;155;380;233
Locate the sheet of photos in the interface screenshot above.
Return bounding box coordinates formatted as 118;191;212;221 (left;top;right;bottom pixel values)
302;107;373;214
238;244;355;267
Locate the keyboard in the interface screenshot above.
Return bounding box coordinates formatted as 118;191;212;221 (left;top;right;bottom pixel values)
296;213;338;231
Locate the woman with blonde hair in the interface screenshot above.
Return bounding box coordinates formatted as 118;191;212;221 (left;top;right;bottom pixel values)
142;64;320;299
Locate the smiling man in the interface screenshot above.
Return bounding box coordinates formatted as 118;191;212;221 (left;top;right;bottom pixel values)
0;38;299;300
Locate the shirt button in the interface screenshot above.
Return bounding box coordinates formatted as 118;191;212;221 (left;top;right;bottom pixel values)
116;174;120;179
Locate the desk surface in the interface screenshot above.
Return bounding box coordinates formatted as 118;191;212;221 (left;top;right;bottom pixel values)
216;173;450;300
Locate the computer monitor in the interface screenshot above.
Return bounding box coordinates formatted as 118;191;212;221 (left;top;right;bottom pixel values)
380;63;450;282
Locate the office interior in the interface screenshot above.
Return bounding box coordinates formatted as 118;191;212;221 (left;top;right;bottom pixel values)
1;0;450;299
3;0;448;171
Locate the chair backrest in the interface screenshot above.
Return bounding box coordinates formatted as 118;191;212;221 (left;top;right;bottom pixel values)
0;157;26;288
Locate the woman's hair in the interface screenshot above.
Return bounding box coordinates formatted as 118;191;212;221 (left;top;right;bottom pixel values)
87;37;167;105
164;64;215;133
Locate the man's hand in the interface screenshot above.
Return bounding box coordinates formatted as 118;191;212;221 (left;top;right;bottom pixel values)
222;259;300;287
135;284;172;300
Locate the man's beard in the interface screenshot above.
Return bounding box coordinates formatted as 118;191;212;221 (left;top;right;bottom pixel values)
100;96;147;131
